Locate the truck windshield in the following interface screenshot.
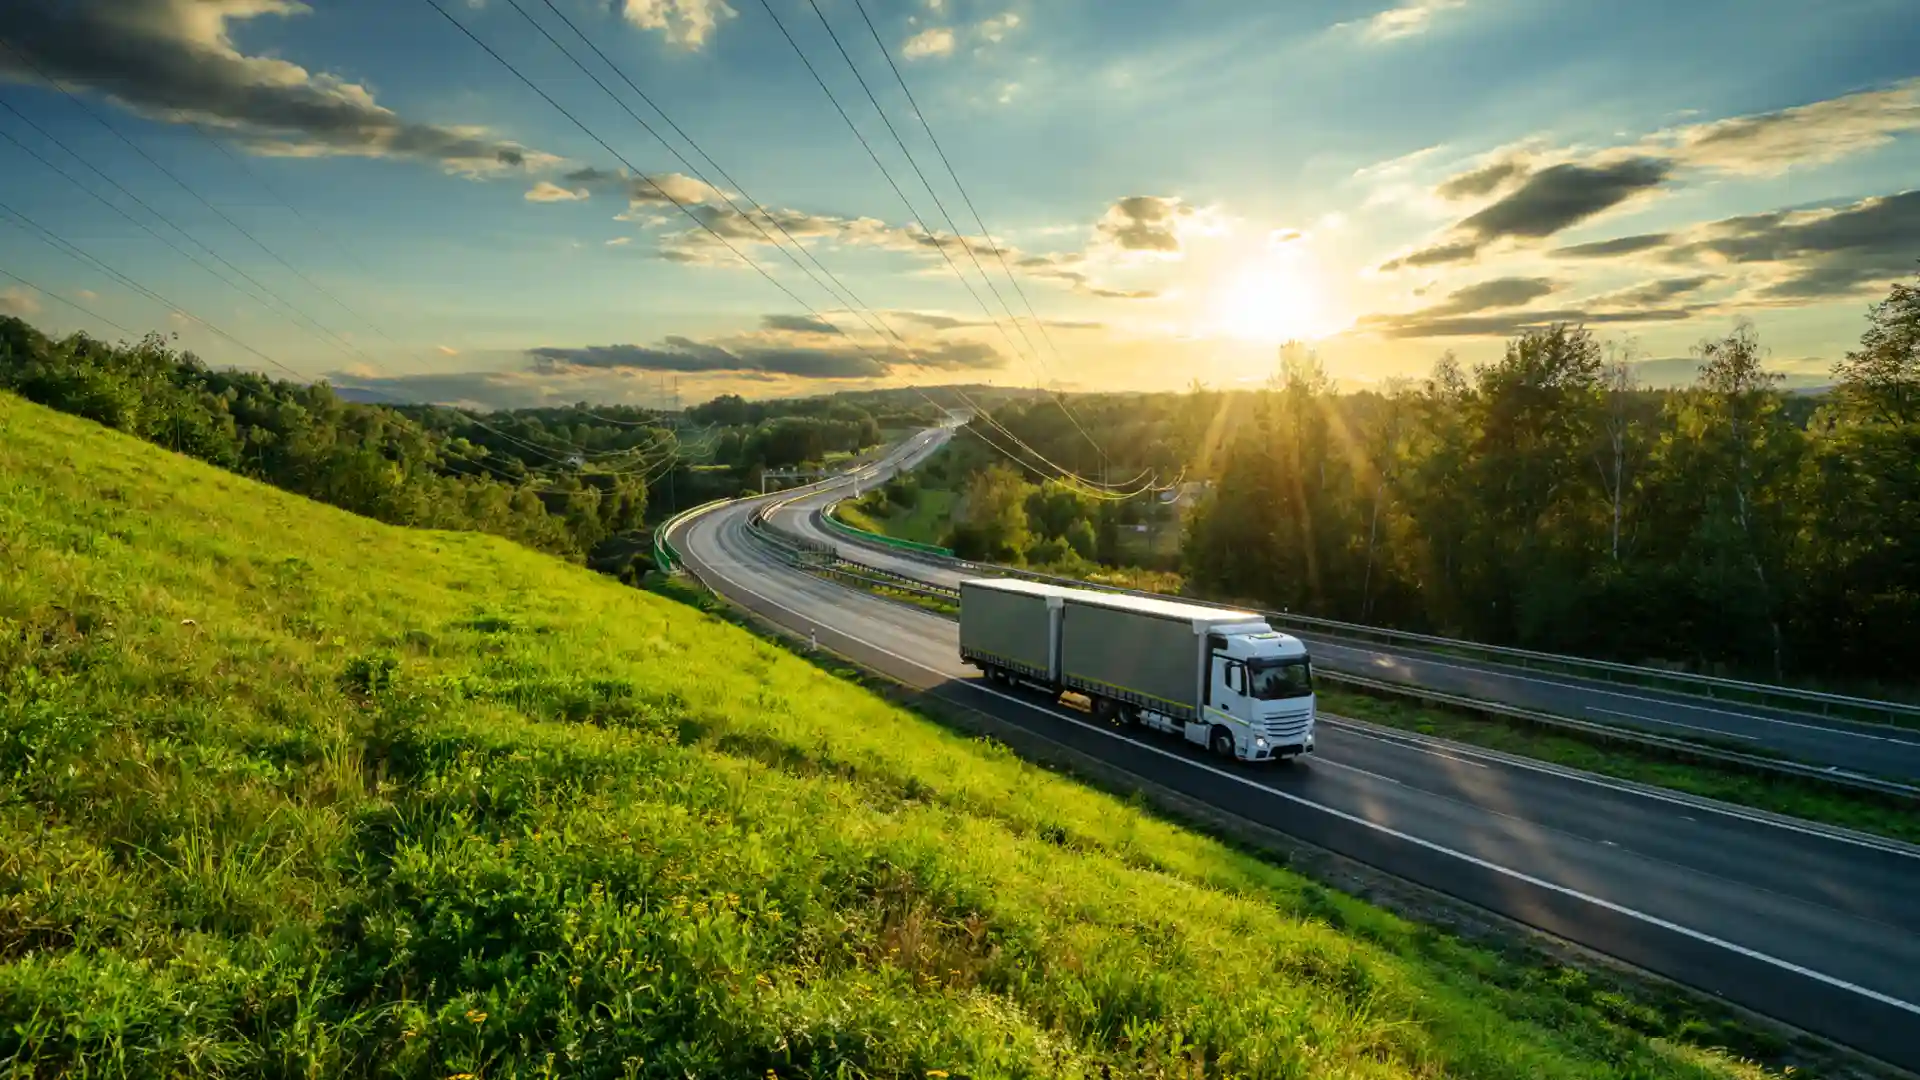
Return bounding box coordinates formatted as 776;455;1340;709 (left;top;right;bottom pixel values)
1247;657;1312;700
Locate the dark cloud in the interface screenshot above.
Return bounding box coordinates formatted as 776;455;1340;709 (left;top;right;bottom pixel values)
1359;306;1697;340
885;311;983;331
1436;158;1530;200
530;332;1006;381
760;313;839;334
1664;189;1920;300
533;340;886;380
1458;157;1672;241
1379;240;1482;271
1095;196;1191;253
1425;276;1557;315
0;0;548;171
1587;276;1715;307
1551;233;1672;259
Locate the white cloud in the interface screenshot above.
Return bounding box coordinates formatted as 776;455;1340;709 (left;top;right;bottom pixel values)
977;12;1021;43
436;344;460;356
1657;78;1920;175
1358;0;1466;42
903;27;956;59
74;288;99;302
0;0;558;178
606;236;633;246
619;0;737;49
525;181;589;202
927;0;944;10
996;82;1021;105
0;286;42;318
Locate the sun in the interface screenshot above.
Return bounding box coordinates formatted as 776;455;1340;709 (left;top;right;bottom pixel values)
1206;246;1338;343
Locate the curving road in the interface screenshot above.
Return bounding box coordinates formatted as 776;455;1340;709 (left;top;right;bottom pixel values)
673;438;1920;1070
766;476;1920;783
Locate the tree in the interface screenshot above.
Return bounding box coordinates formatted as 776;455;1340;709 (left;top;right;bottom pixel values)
949;463;1034;562
1668;321;1799;677
1832;268;1920;426
1596;338;1644;564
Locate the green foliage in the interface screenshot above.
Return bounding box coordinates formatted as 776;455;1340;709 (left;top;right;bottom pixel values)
0;393;1778;1079
0;316;637;562
947;463;1034;562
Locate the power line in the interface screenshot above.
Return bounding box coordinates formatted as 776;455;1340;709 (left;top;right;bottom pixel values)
750;0;1038;370
0;95;374;362
418;0;918;382
0;36;379;342
519;0;909;354
843;0;1107;467
800;0;1044;365
749;0;1133;491
0;265;135;336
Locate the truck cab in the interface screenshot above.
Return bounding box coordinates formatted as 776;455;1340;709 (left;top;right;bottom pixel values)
1201;624;1315;761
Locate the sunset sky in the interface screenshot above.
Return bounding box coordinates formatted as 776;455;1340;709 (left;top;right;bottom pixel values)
2;0;1917;407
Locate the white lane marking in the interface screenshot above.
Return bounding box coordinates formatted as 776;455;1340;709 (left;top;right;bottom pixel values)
1310;640;1920;745
1316;759;1404;786
694;552;1920;1017
1330;724;1490;768
1590;708;1761;741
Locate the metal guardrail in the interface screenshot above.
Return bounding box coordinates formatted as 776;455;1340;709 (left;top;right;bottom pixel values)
652;498;730;573
808;500;1920;729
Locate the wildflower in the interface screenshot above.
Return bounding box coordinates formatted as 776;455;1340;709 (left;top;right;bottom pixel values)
465;1009;488;1024
928;1072;950;1078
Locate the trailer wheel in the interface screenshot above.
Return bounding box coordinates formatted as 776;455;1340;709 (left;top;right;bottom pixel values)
1210;727;1235;759
1093;697;1120;724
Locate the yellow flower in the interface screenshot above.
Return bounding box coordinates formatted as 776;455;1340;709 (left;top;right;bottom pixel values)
448;1074;476;1079
465;1009;488;1024
927;1072;950;1078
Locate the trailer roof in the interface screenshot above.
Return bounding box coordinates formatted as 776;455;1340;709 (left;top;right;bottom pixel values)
961;576;1265;626
959;577;1071;598
1061;588;1264;625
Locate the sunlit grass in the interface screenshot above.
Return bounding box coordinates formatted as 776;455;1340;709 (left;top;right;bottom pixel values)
0;393;1781;1078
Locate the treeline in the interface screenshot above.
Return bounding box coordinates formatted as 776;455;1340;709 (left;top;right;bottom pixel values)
966;275;1920;685
0;315;947;577
0;317;648;567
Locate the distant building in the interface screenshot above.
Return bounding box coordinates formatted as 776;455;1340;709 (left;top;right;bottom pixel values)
1158;480;1211;509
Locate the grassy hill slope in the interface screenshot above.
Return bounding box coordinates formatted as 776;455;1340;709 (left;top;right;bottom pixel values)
0;393;1766;1079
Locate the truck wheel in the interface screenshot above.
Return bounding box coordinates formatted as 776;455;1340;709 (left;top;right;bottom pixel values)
1210;727;1235;759
1093;697;1119;724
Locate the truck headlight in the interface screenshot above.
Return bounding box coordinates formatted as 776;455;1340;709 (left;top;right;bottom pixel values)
1254;737;1269;749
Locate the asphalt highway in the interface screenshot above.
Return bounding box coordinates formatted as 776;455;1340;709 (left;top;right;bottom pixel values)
672;442;1920;1069
768;480;1920;782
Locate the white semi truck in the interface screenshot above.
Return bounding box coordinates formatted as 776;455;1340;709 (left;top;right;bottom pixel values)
958;577;1315;763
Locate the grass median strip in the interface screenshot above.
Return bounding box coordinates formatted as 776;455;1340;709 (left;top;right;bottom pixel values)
1321;688;1920;846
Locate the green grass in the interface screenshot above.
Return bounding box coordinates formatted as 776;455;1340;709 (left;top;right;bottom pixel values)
846;488;959;549
0;392;1791;1078
1321;688;1920;846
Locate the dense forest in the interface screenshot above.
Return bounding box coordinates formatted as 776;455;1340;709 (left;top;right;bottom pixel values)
0;316;933;578
924;275;1919;685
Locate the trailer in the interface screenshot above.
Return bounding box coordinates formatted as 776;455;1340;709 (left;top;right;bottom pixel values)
959;578;1315;762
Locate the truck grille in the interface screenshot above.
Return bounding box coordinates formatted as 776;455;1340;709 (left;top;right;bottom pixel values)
1257;711;1312;742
